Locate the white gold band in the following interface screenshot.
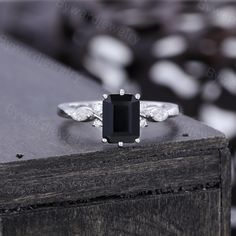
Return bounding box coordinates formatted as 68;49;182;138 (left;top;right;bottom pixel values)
57;101;179;127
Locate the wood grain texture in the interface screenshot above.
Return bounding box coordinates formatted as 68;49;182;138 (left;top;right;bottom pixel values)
1;189;221;236
0;150;220;210
220;148;231;236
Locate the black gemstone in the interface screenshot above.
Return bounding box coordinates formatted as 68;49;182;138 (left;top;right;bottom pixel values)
103;94;140;143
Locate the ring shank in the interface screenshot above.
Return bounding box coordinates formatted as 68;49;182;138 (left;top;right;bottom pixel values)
57;101;179;120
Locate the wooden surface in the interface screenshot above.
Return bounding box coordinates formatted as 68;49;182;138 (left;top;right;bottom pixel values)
1;190;220;236
220;148;231;236
0;148;221;210
0;35;231;236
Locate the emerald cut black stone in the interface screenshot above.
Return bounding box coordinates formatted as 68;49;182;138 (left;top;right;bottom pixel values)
103;94;140;143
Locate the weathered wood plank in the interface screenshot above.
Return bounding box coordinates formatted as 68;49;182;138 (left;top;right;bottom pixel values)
0;151;220;210
220;148;231;236
1;189;220;236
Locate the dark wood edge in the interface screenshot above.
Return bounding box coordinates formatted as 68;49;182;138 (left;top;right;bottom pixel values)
220;148;231;236
0;147;221;211
1;135;228;165
0;217;2;236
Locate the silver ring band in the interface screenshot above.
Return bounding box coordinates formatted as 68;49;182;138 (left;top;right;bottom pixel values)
57;101;179;126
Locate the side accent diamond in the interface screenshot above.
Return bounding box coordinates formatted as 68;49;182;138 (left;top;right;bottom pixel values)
151;108;169;121
69;107;94;121
93;119;103;127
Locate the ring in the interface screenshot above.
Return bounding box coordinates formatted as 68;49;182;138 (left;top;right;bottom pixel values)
57;89;179;147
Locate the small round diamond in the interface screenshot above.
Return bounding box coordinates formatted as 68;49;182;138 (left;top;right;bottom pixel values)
143;106;157;117
93;119;102;127
92;103;102;115
140;117;148;127
70;107;93;121
151;108;168;122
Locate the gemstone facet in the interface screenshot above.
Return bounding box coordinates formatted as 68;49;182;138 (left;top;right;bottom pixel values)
103;94;140;143
70;107;94;121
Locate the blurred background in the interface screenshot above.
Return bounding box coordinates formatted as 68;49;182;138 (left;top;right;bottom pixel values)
0;0;235;234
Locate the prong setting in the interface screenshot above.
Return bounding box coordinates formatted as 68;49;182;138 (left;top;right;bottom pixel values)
103;94;108;99
135;93;141;100
118;142;124;147
120;89;125;96
102;138;107;143
135;138;140;143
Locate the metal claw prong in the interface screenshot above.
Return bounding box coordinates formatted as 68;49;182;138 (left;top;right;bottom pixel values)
135;138;140;143
118;142;124;147
120;89;125;96
102;138;107;143
135;93;141;100
103;94;108;99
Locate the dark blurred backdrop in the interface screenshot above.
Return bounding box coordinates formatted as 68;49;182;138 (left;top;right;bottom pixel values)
0;0;235;234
